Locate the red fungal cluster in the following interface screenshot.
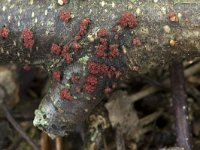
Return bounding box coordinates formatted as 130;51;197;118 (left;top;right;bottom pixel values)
168;12;179;22
62;44;70;53
71;74;79;82
95;38;119;59
0;27;9;38
53;71;61;81
132;37;141;47
60;88;72;101
51;43;62;55
21;28;34;49
63;52;73;64
23;64;31;71
87;61;120;78
104;86;112;94
84;74;98;93
97;28;108;37
71;41;82;51
84;61;121;93
114;34;119;40
95;38;108;58
76;18;91;40
119;11;137;28
61;44;73;64
59;10;71;23
50;43;73;64
75;86;81;93
109;44;119;59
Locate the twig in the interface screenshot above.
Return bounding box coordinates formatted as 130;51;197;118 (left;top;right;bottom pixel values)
2;103;39;150
8;136;23;150
8;127;30;150
170;61;192;150
56;137;63;150
41;132;50;150
129;62;200;103
116;126;126;150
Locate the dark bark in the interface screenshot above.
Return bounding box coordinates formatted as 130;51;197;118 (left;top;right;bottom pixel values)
0;0;200;137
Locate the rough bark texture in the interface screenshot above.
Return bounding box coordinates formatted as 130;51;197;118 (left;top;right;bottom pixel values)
0;0;200;137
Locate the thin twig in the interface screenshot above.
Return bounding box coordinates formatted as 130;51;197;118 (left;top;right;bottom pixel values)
129;62;200;103
8;136;23;150
41;132;50;150
116;126;126;150
170;61;192;150
56;137;63;150
2;103;39;150
8;127;30;150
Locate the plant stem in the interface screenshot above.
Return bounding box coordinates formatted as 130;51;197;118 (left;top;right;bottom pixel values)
170;61;192;150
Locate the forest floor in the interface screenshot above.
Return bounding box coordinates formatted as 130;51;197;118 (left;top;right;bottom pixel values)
1;58;200;150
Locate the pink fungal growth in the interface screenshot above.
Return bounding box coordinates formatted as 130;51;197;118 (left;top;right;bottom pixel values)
59;10;71;23
132;37;141;47
76;18;91;38
21;28;34;49
97;28;108;37
53;71;61;81
95;38;108;58
60;88;72;101
0;27;10;38
109;44;119;59
71;74;79;82
51;43;61;55
23;64;31;71
84;74;98;93
87;61;100;74
87;61;120;78
75;86;81;93
119;11;137;28
104;86;112;94
62;44;73;63
71;42;81;51
114;34;119;40
63;52;73;64
62;44;70;53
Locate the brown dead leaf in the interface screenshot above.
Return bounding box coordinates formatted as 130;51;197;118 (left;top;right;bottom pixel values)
105;90;139;134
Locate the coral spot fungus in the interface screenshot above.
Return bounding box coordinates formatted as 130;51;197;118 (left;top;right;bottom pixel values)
60;88;72;101
132;37;141;47
51;43;61;55
119;12;137;28
109;44;119;59
59;10;71;23
21;28;34;49
71;74;79;82
95;38;108;58
62;44;70;53
23;64;31;71
114;34;119;40
76;18;91;39
87;61;120;78
84;74;98;93
0;27;9;38
71;42;81;51
168;12;179;22
97;28;108;37
53;71;61;81
75;86;81;93
63;52;73;64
